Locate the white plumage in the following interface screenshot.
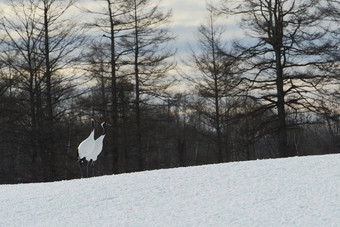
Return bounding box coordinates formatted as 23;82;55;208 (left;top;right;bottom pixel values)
77;118;95;162
88;122;107;164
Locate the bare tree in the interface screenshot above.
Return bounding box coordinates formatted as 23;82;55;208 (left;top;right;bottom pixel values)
0;0;86;181
38;0;87;179
220;0;340;157
183;4;241;162
0;0;46;180
84;0;134;173
122;0;176;170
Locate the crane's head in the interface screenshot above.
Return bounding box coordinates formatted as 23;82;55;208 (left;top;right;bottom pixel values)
101;122;107;135
91;118;95;130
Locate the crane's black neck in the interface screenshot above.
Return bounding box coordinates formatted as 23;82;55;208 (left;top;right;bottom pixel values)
91;119;95;131
102;122;106;135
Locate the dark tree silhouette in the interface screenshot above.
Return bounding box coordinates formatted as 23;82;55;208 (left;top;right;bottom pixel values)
220;0;340;157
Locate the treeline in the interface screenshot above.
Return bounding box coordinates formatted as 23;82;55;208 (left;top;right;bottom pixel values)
0;0;339;184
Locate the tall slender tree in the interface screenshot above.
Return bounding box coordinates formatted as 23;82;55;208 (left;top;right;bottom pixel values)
38;0;86;179
221;0;340;157
123;0;176;170
85;0;134;173
0;0;86;181
184;4;240;162
0;0;46;180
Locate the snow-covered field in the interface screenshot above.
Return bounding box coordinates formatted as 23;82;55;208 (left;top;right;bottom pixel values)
1;154;339;227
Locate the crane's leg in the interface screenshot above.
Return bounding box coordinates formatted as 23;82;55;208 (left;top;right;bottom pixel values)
86;161;89;178
92;161;96;177
77;159;83;178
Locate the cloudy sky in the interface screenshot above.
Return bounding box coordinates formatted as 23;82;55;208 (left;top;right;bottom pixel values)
165;0;207;56
0;0;242;83
163;0;207;27
0;0;240;57
160;0;243;57
76;0;220;55
164;0;223;51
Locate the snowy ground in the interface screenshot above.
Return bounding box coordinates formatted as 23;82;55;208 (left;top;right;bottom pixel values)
0;154;339;227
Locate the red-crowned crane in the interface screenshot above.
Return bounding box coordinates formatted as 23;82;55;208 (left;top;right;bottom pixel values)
77;118;95;177
88;122;107;176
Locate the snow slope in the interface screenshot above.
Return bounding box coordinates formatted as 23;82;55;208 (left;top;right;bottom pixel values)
0;154;339;227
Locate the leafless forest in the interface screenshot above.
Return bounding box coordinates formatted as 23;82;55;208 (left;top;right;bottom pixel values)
0;0;339;183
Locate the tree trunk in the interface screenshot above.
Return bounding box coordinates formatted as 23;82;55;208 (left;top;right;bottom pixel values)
134;0;143;171
108;0;119;174
275;48;288;157
44;1;55;179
